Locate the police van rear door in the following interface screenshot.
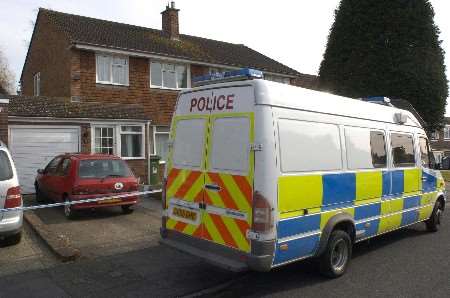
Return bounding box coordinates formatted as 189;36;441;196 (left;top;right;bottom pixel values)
165;84;255;253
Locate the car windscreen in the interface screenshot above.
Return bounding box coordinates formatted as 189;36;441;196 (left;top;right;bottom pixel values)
0;151;13;181
78;159;133;179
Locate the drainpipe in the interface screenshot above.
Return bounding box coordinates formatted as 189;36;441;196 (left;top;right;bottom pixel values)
146;120;151;188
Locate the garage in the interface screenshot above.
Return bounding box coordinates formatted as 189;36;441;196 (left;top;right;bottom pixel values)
9;126;80;193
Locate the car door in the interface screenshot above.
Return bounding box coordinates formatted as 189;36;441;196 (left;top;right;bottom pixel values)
51;158;72;201
40;156;63;200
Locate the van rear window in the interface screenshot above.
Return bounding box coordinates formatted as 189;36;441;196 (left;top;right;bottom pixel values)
172;118;207;169
0;151;13;181
210;117;250;174
78;159;132;178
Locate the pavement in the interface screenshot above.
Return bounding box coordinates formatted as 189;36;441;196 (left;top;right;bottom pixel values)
0;193;449;297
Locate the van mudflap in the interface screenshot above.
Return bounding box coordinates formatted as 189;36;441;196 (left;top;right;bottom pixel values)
160;228;274;272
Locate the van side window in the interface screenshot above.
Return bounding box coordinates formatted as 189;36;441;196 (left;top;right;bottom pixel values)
419;137;431;168
278;120;342;172
345;127;387;169
0;151;13;181
391;133;415;167
172;118;207;169
209;117;250;174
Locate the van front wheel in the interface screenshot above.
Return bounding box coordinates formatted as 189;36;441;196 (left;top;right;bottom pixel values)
319;230;352;278
426;200;443;232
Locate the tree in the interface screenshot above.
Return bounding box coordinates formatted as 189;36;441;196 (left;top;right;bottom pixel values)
0;49;15;95
319;0;448;132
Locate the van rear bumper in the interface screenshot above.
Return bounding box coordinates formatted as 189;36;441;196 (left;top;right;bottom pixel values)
160;227;274;272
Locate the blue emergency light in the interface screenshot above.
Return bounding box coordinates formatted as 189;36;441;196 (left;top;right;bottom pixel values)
193;68;264;86
362;96;392;106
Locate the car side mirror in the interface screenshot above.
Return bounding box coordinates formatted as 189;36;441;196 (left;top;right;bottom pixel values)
37;169;44;174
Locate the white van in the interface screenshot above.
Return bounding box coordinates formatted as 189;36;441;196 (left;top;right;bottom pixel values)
160;69;446;277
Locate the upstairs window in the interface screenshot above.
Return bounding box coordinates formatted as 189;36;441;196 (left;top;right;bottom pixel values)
33;72;40;96
96;54;129;86
430;131;439;141
444;126;450;140
150;61;188;89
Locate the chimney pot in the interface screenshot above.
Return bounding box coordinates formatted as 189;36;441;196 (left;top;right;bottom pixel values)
161;2;180;40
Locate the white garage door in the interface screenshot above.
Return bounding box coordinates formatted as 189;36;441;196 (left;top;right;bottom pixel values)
9;126;80;194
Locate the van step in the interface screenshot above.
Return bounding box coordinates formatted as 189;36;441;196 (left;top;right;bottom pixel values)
160;238;248;272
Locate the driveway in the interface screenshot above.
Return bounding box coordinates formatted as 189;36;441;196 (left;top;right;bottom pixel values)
23;195;162;259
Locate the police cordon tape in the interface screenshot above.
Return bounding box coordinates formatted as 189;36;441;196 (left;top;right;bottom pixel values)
0;190;162;213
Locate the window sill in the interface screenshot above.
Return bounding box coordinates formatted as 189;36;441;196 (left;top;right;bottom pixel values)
122;157;145;160
150;85;187;91
96;82;129;87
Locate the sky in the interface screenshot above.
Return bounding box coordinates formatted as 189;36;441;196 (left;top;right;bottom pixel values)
0;0;449;111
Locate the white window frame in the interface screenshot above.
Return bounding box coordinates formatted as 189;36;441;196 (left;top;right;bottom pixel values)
91;124;145;160
149;60;191;90
444;126;450;140
95;53;129;86
152;126;170;164
430;131;439;142
33;72;40;96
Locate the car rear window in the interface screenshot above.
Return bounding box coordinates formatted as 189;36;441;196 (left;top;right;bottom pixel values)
0;151;13;181
78;159;133;179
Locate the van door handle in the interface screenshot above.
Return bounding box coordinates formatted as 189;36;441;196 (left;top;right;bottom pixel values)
205;184;221;192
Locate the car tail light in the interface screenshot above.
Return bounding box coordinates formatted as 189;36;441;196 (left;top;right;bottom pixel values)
162;178;167;210
5;186;22;209
252;191;272;233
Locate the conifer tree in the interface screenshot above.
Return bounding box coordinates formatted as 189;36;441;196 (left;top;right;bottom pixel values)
319;0;448;131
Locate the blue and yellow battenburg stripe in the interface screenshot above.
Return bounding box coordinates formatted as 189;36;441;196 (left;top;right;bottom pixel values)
273;168;444;266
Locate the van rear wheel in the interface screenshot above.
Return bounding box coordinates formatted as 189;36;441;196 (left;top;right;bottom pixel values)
319;230;352;278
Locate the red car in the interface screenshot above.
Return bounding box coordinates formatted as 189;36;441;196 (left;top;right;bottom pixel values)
35;153;139;219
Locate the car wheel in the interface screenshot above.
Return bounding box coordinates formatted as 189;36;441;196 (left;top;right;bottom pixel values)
64;197;77;220
319;230;352;278
1;231;22;247
426;200;444;232
35;184;46;204
121;205;134;214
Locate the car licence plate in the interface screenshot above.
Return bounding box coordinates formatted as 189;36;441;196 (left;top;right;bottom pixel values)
98;198;121;204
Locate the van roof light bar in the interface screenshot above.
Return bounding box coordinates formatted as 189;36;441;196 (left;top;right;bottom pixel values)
193;68;264;87
362;96;394;107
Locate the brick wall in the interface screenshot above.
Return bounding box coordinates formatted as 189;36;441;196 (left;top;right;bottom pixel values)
0;101;8;145
75;50;209;125
21;12;72;97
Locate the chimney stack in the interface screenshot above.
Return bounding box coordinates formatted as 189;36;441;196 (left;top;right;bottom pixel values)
161;2;180;40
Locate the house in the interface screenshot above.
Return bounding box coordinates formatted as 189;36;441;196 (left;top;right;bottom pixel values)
6;3;313;193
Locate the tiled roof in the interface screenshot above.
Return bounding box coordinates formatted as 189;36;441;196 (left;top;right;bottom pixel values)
40;8;300;76
7;96;149;121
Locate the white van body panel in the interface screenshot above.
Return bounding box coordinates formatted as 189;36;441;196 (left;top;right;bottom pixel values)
162;79;445;272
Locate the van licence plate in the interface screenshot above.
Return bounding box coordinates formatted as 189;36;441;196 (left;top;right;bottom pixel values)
172;207;198;221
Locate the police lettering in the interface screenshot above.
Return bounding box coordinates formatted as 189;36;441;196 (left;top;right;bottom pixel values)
190;94;235;112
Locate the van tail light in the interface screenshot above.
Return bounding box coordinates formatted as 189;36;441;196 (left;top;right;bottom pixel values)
5;186;22;209
162;178;167;210
252;191;272;233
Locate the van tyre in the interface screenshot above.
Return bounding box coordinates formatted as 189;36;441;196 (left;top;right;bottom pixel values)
426;200;444;232
319;230;352;278
64;197;77;220
121;205;134;214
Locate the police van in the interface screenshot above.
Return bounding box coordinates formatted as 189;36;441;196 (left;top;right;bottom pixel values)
160;69;446;277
